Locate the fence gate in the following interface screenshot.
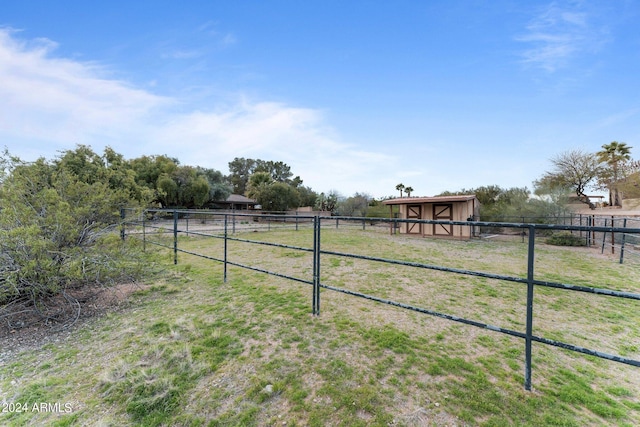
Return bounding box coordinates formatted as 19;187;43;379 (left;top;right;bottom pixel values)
433;204;453;235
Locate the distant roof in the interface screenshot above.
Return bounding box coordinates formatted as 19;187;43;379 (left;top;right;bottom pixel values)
382;195;477;205
225;194;257;204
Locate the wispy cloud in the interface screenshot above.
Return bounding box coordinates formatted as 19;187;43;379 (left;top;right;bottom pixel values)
0;29;392;195
593;108;640;130
0;28;171;146
196;20;237;48
516;2;610;72
161;49;203;59
153;100;394;191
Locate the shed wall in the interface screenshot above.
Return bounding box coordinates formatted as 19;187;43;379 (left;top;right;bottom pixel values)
397;200;477;238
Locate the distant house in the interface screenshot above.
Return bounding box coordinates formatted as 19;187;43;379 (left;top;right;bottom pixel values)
382;195;480;238
216;194;259;210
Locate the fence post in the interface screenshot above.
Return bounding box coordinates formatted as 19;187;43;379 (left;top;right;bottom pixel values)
142;209;147;252
224;214;228;282
313;216;321;316
620;218;627;264
524;225;536;391
232;210;236;234
601;218;608;254
579;214;583;240
611;216;615;254
173;210;178;265
120;208;126;241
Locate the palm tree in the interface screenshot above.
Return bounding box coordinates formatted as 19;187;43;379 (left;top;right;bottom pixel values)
404;186;414;197
395;183;405;197
597;141;632;207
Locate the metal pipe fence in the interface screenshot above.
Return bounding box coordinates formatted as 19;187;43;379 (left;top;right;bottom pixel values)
121;208;640;391
482;214;640;263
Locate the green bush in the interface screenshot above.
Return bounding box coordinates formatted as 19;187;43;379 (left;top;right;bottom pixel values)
0;149;151;325
546;231;586;246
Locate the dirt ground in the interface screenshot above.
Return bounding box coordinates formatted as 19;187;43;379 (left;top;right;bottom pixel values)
0;283;146;365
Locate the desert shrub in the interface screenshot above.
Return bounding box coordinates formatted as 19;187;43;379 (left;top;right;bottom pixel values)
546;231;586;246
0;149;151;327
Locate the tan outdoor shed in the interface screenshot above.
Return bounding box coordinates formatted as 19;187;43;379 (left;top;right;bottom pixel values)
382;195;480;238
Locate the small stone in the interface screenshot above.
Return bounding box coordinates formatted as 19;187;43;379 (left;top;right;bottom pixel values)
262;384;274;394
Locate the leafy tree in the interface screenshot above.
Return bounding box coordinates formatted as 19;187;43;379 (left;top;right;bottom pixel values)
296;185;319;207
196;167;232;203
227;157;256;195
337;193;371;217
56;145;152;204
129;154;180;204
130;156;228;208
597;141;632;206
228;157;303;195
130;154;179;188
246;172;301;211
260;182;301;211
534;149;601;209
156;173;179;207
255;160;295;183
246;171;274;197
171;166;211;208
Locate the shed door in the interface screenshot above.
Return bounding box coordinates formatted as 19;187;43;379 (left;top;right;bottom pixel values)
433;204;453;236
406;205;422;234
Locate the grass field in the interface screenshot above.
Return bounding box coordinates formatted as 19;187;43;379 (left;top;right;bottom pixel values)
1;227;639;426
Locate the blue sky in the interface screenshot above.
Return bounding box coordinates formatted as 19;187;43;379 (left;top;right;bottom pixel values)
1;1;639;198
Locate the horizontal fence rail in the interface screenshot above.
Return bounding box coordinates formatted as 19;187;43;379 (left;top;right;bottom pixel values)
121;208;640;391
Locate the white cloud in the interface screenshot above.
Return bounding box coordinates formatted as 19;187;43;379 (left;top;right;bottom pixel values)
516;2;609;72
0;29;394;196
0;28;170;146
153;100;395;194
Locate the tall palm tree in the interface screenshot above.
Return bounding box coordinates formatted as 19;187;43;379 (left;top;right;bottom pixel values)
597;141;632;207
395;183;405;197
404;186;414;197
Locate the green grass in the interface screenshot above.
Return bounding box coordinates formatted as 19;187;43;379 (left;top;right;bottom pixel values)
1;227;639;426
